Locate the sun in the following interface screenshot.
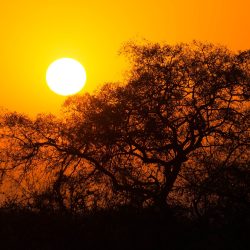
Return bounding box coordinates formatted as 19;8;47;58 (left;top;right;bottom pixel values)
46;58;87;96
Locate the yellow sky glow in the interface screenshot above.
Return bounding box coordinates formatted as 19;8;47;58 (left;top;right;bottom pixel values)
0;0;249;116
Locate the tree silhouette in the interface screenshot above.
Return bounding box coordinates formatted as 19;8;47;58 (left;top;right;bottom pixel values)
0;41;249;213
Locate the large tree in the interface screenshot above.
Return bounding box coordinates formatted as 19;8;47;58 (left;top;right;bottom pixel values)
0;41;249;212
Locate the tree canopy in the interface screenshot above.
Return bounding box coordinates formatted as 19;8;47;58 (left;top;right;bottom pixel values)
0;41;249;217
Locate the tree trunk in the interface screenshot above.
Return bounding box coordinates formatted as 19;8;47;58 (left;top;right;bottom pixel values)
156;161;183;210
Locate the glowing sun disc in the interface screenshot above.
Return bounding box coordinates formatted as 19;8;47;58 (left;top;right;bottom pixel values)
46;58;87;96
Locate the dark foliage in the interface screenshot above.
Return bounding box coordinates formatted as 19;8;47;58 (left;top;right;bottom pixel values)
0;207;249;250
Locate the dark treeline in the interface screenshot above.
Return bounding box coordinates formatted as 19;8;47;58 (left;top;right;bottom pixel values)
0;41;249;249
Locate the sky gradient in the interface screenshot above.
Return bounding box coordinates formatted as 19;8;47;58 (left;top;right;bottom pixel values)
0;0;249;116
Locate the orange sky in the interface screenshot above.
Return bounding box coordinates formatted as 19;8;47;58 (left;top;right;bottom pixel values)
0;0;249;116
